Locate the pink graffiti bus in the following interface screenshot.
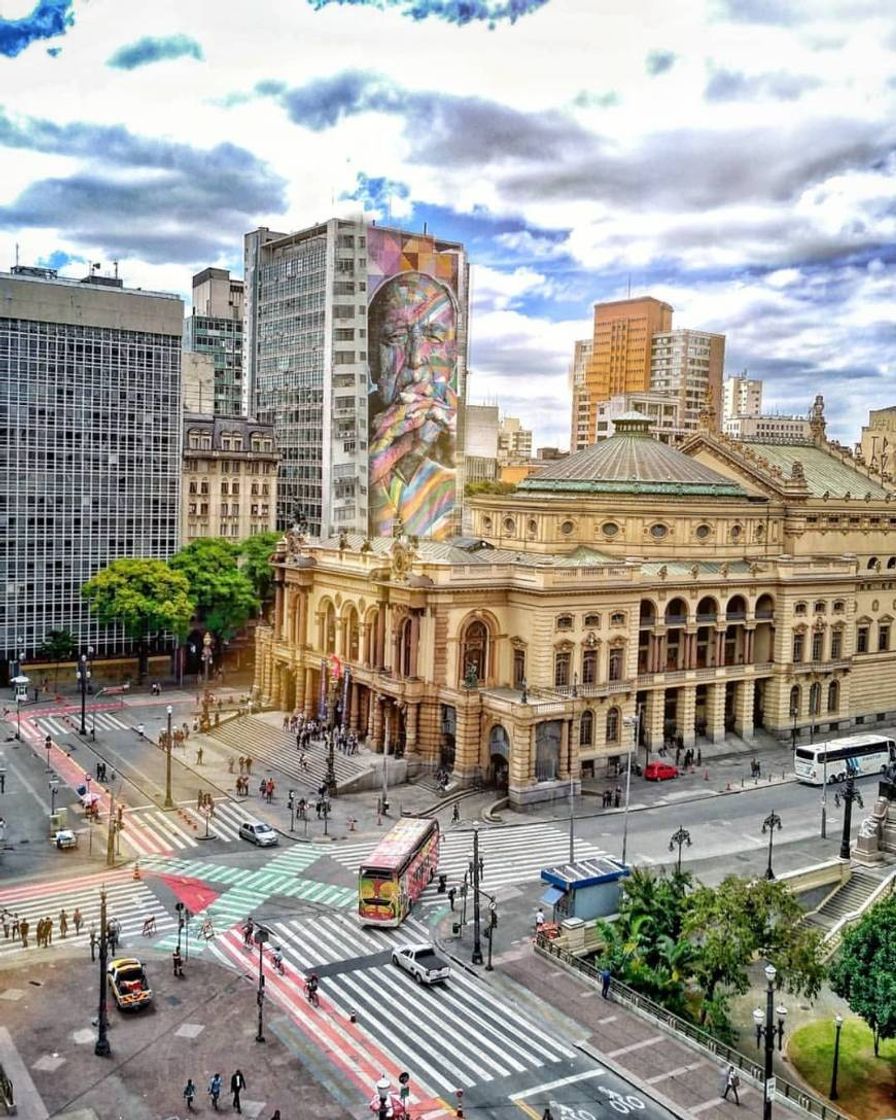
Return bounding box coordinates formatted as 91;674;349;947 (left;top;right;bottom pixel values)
358;816;440;927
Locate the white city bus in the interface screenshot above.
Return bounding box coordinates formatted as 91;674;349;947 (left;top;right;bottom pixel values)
794;733;896;785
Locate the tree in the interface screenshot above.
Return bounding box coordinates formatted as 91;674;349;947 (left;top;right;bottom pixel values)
169;539;259;639
82;559;193;679
829;893;896;1056
238;531;281;607
37;628;75;687
464;480;517;497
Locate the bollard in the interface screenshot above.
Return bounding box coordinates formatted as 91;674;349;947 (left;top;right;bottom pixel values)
133;860;141;880
347;817;357;832
703;768;709;781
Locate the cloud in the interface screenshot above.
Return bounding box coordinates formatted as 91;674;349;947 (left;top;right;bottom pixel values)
645;50;676;76
306;0;551;27
340;171;410;212
107;34;204;71
0;0;74;58
572;89;620;109
0;111;287;264
704;68;820;102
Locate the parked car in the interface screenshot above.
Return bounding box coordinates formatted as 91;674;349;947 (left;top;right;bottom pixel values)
644;760;679;782
107;958;152;1010
238;820;279;847
53;829;78;850
391;944;451;985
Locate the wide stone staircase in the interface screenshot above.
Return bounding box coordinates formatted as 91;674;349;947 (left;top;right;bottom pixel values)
207;715;377;794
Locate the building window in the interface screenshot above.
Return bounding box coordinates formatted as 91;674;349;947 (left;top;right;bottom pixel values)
789;685;801;718
610;612;625;627
608;647;623;681
606;706;620;744
561;520;574;535
857;625;870;653
831;629;843;659
602;522;619;537
461;620;489;684
584;613;600;628
232;482;240;496
513;648;526;688
879;625;890;652
650;523;668;539
503;518;516;534
695;524;711;539
814;601;826;613
828;681;840;713
794;602;807;615
582;647;597;685
556;614;574;631
554;650;571;688
792;633;805;662
811;631;824;661
579;709;594;748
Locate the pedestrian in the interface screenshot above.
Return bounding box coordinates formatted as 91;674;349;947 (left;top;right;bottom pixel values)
721;1065;740;1104
269;1111;281;1120
208;1073;222;1110
613;786;621;808
73;907;83;935
173;947;184;977
196;745;204;766
11;913;19;940
59;908;68;938
448;886;457;911
245;756;252;774
542;1108;555;1120
697;747;702;767
44;916;53;946
89;925;97;961
1;913;8;939
183;1078;197;1112
601;966;611;999
243;918;254;947
535;908;545;933
137;723;145;738
238;754;245;774
20;918;29;948
230;1069;246;1113
452;802;460;823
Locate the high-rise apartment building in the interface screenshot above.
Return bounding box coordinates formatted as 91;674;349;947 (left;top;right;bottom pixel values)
650;329;725;432
498;416;533;462
183;267;244;416
570;338;592;451
723;373;763;420
590;296;673;398
464;404;499;483
244;219;468;538
0;266;183;665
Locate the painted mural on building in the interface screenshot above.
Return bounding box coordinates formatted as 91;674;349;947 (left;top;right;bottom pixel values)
367;229;461;539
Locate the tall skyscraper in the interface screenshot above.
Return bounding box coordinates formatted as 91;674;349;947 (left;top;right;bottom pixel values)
650;328;725;432
183;267;244;416
244;219;468;538
570;338;592;451
0;266;183;666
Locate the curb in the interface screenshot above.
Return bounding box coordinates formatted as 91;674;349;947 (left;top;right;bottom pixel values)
575;1038;699;1120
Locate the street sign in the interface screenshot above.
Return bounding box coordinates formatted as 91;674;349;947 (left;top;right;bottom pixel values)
765;1076;777;1102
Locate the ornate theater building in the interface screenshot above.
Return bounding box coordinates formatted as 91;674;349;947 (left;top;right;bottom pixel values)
255;401;896;807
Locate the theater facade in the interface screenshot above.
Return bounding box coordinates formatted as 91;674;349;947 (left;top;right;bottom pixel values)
255;401;896;806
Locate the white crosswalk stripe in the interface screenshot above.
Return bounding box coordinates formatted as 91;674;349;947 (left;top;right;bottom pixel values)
126;798;252;850
0;874;176;960
327;822;610;901
36;712;130;736
262;912;573;1094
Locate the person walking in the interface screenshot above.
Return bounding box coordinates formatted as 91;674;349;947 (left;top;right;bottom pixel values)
208;1073;222;1110
196;745;204;766
89;925;97;961
172;947;184;976
11;914;20;940
20;918;29;948
721;1065;740;1104
600;966;612;999
183;1078;197;1112
72;907;83;935
230;1069;246;1113
535;908;545;933
59;908;68;938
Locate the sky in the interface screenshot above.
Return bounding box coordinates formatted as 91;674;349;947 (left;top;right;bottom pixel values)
1;0;894;450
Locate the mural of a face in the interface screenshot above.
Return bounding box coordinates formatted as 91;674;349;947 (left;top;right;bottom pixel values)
370;272;457;407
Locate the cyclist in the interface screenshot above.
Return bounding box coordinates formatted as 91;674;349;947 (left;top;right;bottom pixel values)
305;973;319;1005
272;946;284;974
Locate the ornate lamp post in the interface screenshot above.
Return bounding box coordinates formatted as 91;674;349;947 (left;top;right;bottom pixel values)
201;632;213;683
753;962;787;1120
470;827;483;966
835;777;863;861
254;926;269;1042
762;810;783;879
164;705;174;809
95;886;111;1056
324;654;342;797
669;826;692;874
621;715;638;866
77;653;91;735
829;1013;844;1100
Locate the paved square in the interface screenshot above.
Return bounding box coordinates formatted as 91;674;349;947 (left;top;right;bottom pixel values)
175;1022;205;1038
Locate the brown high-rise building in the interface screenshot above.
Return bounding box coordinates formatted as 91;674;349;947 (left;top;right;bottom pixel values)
589;296;673;402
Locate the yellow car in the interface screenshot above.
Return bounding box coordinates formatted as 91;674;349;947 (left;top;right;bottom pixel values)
107;958;152;1011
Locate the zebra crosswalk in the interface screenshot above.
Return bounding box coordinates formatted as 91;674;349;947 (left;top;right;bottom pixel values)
126;798;250;850
35;711;131;737
327;821;610;904
0;868;177;960
213;910;576;1097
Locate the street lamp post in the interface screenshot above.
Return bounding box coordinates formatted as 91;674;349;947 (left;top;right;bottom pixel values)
77;654;91;735
486;901;497;971
621;715;637;866
95;886;111;1057
753;962;787;1120
202;632;213;683
829;1014;844;1100
762;810;783;880
835;777;864;861
45;733;52;771
49;777;59;817
325;657;340;797
471;827;483;965
175;902;185;955
15;696;21;741
164;705;173;809
668;826;692;874
381;701;391;817
254;926;269;1042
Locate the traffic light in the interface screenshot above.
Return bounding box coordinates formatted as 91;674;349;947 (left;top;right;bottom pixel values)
117;805;124;831
288;789;295;809
45;734;52;749
398;1072;410;1102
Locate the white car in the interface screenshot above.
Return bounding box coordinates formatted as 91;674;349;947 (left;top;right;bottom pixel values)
238;820;279;847
391;944;450;985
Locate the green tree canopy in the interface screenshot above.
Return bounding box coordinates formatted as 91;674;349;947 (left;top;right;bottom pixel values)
464;480;518;496
82;559;194;677
169;539;259;639
38;628;75;662
829;893;896;1055
238;531;281;606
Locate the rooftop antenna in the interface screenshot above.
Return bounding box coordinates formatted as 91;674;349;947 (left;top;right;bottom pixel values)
113;260;119;280
15;242;19;268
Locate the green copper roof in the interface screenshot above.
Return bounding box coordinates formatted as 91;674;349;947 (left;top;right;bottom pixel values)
742;441;890;498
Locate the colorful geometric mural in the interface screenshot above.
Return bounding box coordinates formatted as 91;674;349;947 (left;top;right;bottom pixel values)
367;228;464;540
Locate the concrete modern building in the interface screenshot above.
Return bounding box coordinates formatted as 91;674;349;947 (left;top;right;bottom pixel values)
723;414;812;441
723;373;763;420
0;266;183;666
182;415;279;542
650;328;725;433
570;339;593;452
594;392;683;444
183;268;244;417
244;219;469;538
464;404;499;483
498;416;533;463
257;396;896;807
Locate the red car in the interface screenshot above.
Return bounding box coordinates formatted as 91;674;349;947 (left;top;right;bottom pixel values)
644;760;679;781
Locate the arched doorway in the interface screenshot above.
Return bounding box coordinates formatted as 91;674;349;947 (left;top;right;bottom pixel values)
535;721;561;782
489;724;510;788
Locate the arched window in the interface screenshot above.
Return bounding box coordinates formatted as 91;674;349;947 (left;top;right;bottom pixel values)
789;685;801;718
606;706;620;744
579;709;594;747
344;606;360;661
461;620;489;685
399;617;414;677
323;603;336;654
809;681;821;718
868;557;879;569
827;681;840;713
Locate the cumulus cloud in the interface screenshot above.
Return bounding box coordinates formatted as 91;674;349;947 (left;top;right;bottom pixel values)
645;50;676;76
0;110;287;264
107;34;205;71
306;0;551;27
0;0;74;58
704;68;820;102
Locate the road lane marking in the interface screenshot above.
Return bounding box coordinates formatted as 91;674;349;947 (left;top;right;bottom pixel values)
510;1068;605;1099
606;1034;663;1057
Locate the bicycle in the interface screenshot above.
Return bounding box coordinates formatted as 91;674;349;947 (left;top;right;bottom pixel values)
142;916;157;937
200;918;215;941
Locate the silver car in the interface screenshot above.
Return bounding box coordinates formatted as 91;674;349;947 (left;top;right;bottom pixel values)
238;820;279;847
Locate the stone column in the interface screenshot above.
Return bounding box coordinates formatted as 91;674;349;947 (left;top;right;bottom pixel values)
375;608;386;670
294;665;305;714
271;662;283;707
706;682;727;743
303;667;315;717
644;689;665;750
715;628;725;667
406;702;420;754
734;679;755;739
371;692;384;752
410;614;421;678
453;694;482;781
349;682;360;734
679;686;697;749
361;623;372;668
745;627;756;664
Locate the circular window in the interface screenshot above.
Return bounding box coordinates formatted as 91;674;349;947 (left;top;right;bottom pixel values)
561;520;574;535
503;518;515;534
483;517;492;530
602;522;619;537
695;524;711;540
527;519;538;534
731;525;742;540
650;524;668;539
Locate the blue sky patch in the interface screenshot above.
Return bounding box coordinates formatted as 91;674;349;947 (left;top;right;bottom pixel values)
0;0;74;58
107;33;204;71
307;0;551;27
